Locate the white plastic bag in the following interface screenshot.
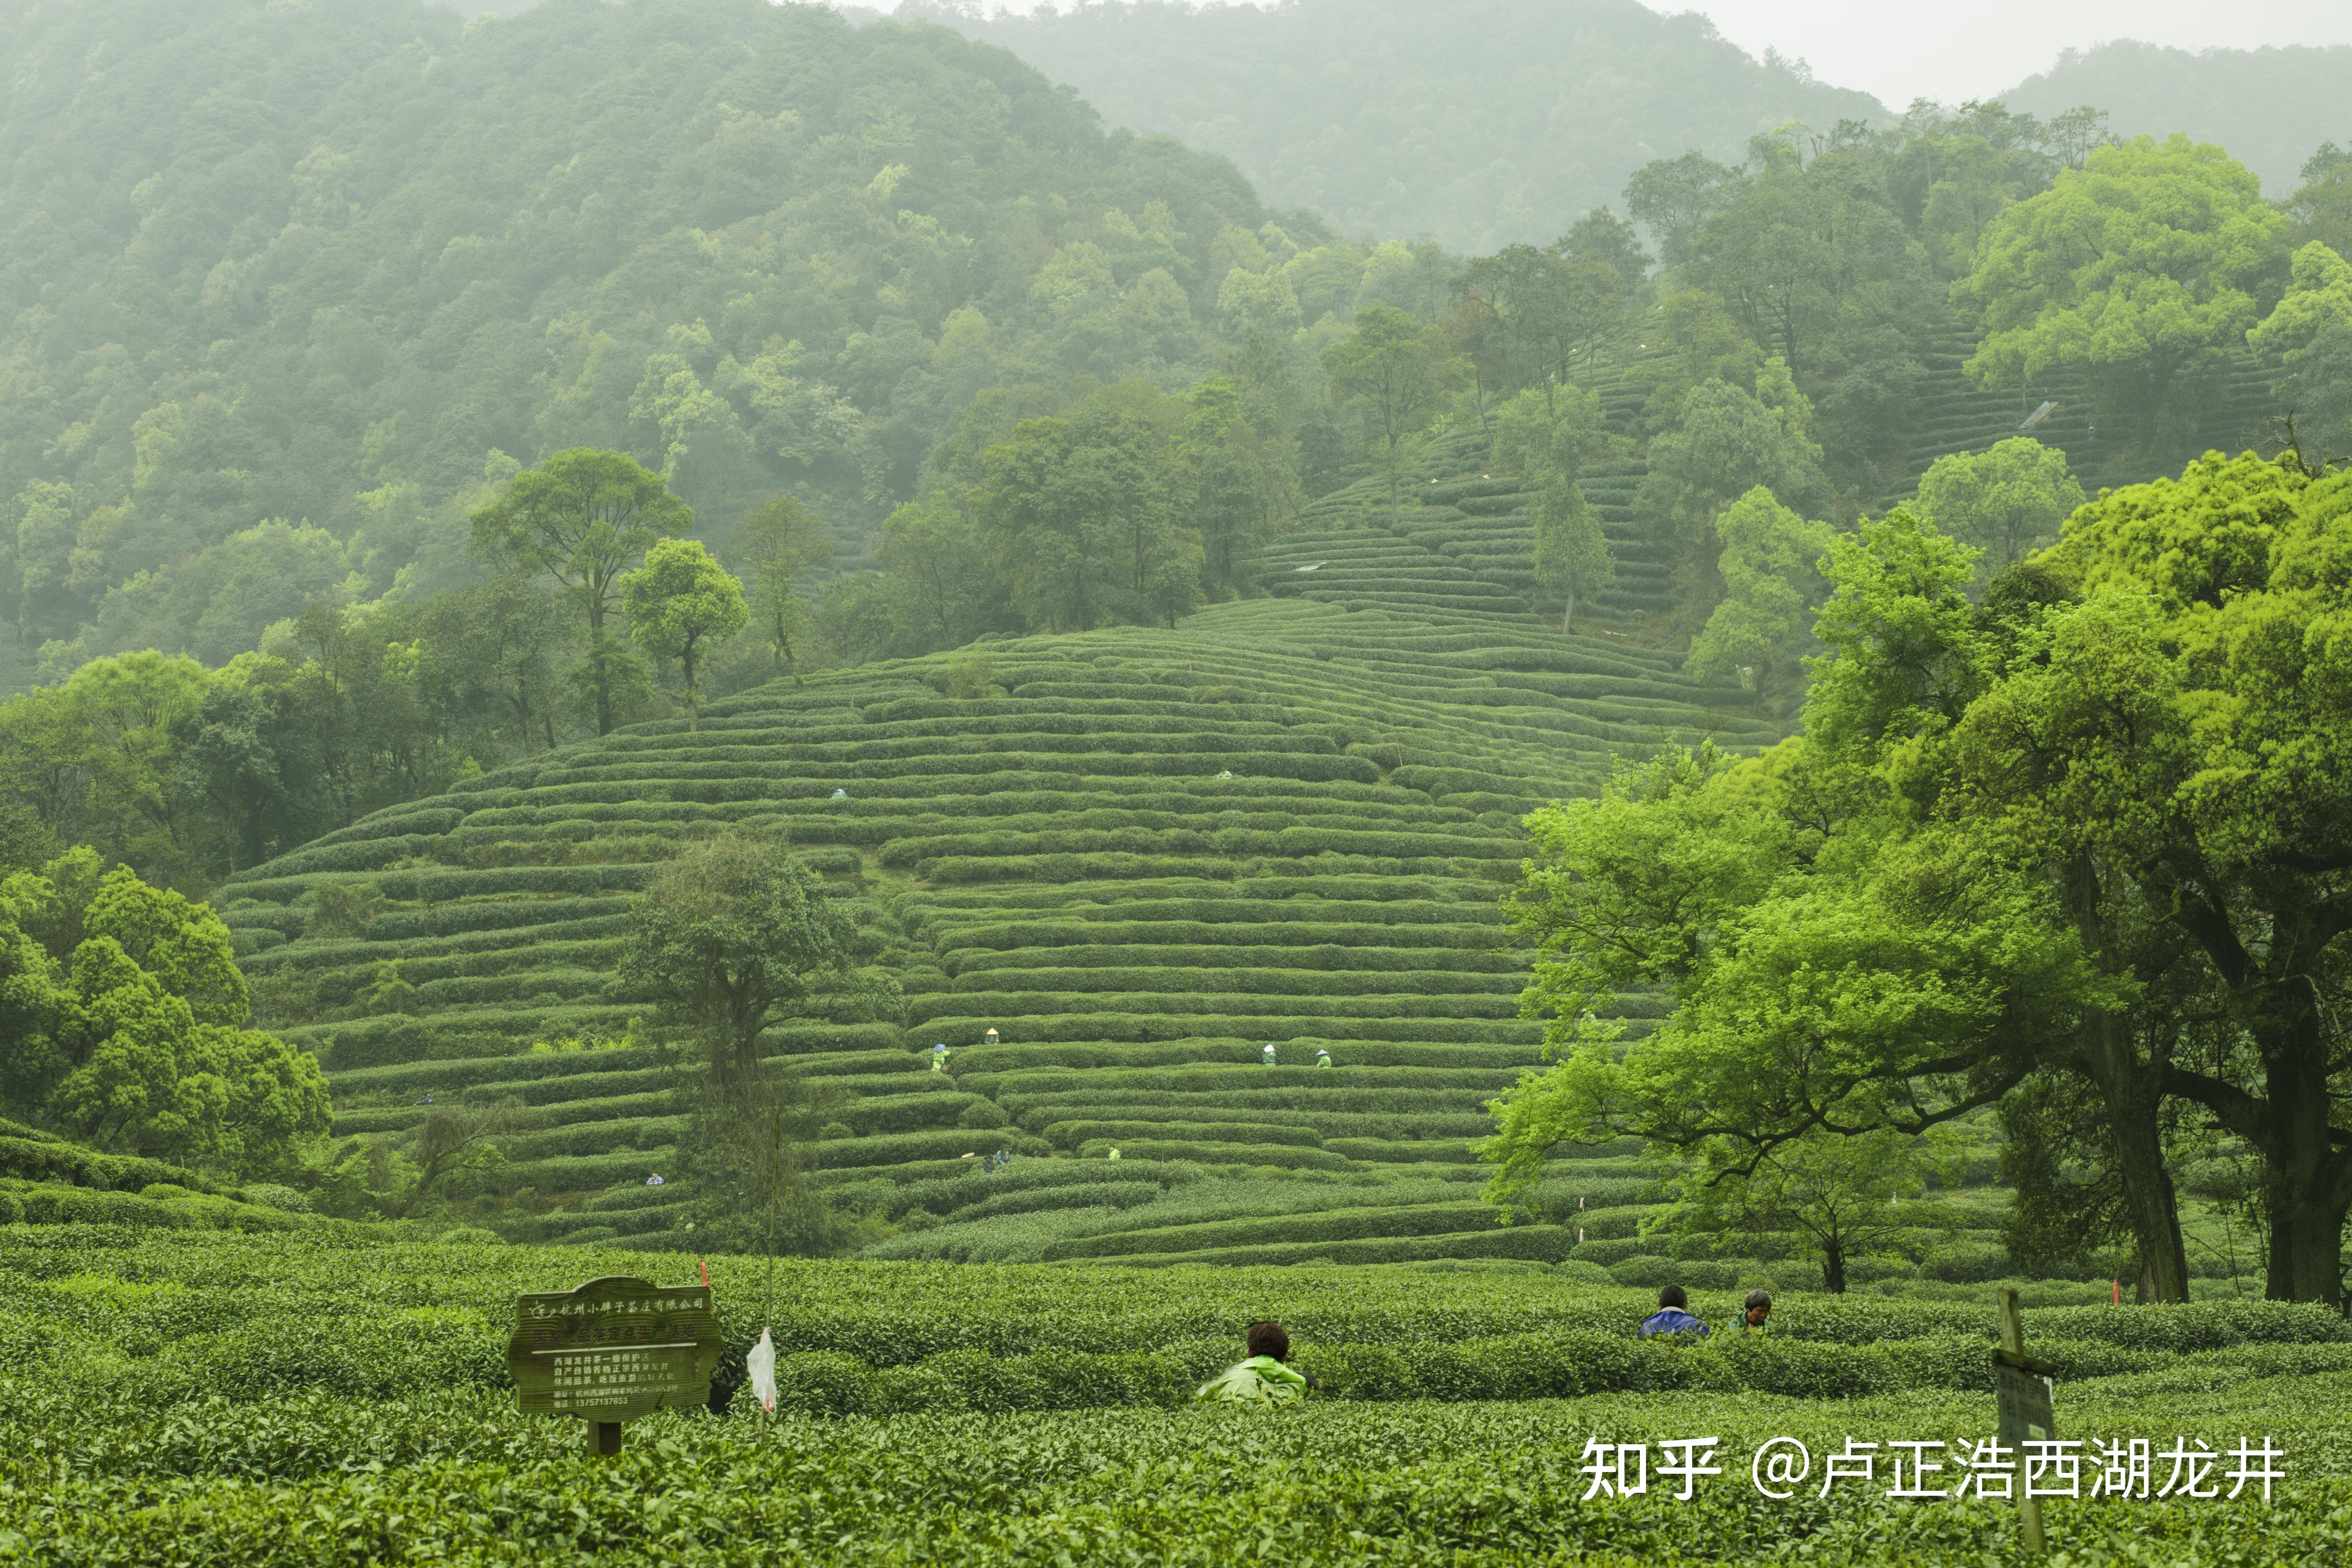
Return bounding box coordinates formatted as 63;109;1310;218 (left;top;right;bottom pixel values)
746;1326;777;1415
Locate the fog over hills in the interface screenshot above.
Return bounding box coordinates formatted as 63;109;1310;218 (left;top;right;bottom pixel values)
899;0;1887;251
1999;40;2352;194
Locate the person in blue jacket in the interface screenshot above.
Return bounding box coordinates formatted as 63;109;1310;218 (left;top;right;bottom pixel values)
1639;1284;1710;1338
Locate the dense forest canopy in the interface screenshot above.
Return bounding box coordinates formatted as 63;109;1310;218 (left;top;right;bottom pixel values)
0;0;1322;688
909;0;1888;254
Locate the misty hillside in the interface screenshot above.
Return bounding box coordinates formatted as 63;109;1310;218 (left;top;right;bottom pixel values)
903;0;1888;251
2002;40;2352;195
0;0;1302;687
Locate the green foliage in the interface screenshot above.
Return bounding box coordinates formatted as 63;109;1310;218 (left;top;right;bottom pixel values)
1501;448;2352;1312
620;539;748;729
2247;241;2352;459
0;854;326;1177
1488;388;1618;630
471;448;694;735
1636;365;1827;588
1666;1127;1968;1294
730;494;835;685
1321;304;1461;524
0;0;1310;684
1960;135;2290;452
967;396;1196;633
618;836;853;1080
1452;229;1644;410
1911;437;2086;584
1682;487;1835;707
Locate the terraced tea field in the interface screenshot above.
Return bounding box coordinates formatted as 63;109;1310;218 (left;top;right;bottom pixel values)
218;578;1779;1260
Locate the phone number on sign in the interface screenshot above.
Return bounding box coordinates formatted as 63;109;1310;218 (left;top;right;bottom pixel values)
1576;1436;2285;1502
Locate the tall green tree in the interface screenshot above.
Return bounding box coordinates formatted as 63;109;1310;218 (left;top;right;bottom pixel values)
730;494;834;685
1503;457;2352;1305
2287;142;2352;258
875;492;998;655
1482;744;2087;1249
1182;378;1274;601
967;402;1192;633
469;449;693;735
1490;387;1617;630
1973;453;2352;1303
1666;1126;1964;1295
2247;241;2352;459
1626;151;1747;270
1455;235;1637;407
1532;481;1613;635
1959;134;2291;452
1321;304;1461;526
1803;512;2201;1301
1912;437;2087;586
618;836;853;1087
1636;363;1829;639
621;539;748;730
1683;486;1835;708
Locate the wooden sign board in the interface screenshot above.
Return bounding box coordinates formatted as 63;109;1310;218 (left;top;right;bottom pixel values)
508;1276;722;1433
1996;1361;2056;1445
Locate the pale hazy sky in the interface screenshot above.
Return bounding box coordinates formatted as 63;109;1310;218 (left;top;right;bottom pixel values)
1668;0;2352;106
971;3;2352;109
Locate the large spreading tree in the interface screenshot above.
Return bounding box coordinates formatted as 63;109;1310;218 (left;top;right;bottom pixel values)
1959;134;2290;453
1491;450;2352;1305
0;851;328;1176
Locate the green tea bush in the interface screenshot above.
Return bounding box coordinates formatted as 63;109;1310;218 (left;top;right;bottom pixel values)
11;1185;300;1232
1039;1201;1503;1261
0;1135;241;1198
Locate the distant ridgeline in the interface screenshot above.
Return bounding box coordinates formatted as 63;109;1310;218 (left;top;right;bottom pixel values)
219;532;1775;1264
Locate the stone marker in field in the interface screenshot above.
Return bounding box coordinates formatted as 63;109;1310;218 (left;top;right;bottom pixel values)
508;1275;722;1455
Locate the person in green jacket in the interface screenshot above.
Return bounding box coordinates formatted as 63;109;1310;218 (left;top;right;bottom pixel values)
1196;1321;1310;1408
1726;1288;1774;1334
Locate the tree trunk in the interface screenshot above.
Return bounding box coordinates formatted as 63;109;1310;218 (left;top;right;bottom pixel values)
1561;588;1575;634
2079;1019;2192;1303
2060;854;2192;1301
2254;1018;2351;1307
1822;1238;1847;1294
588;635;615;735
2115;1114;2192;1304
2163;885;2352;1308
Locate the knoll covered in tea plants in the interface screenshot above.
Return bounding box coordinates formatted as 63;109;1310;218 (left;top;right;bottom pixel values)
216;584;1779;1261
4;1228;2348;1567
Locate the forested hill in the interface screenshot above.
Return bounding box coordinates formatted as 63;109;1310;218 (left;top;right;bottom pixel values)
0;0;1305;687
2002;42;2352;196
903;0;1889;253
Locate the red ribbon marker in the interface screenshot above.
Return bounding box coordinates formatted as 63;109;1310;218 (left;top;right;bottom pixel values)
700;1258;710;1287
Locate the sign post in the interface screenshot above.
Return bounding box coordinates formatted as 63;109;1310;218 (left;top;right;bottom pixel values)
1993;1287;2058;1556
508;1275;722;1456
